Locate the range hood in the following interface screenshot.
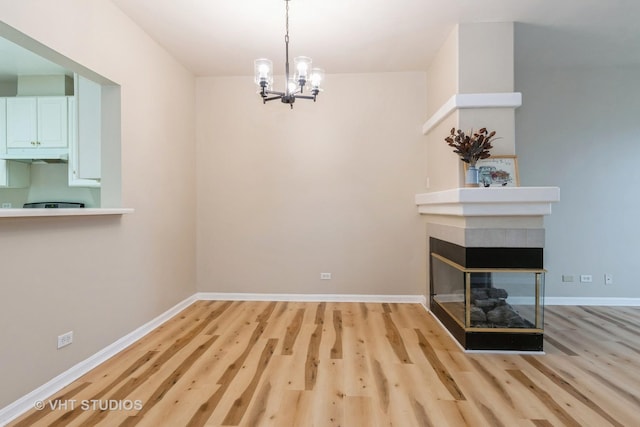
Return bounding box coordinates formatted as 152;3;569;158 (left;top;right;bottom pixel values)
0;151;68;163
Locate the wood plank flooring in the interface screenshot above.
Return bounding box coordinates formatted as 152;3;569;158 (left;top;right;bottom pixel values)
8;301;640;426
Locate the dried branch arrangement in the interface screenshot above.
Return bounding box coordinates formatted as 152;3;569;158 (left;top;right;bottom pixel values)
445;128;497;166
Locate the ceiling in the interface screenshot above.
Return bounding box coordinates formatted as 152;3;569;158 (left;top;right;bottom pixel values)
110;0;640;77
1;0;638;85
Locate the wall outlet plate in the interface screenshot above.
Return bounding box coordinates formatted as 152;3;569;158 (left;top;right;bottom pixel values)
320;273;332;280
57;331;73;349
580;274;593;283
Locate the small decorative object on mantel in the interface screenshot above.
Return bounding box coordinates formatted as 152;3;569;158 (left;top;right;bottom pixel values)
471;155;520;187
445;127;498;187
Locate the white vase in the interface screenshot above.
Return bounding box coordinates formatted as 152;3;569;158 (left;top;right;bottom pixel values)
465;165;479;187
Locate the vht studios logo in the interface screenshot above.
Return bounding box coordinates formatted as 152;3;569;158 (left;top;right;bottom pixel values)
34;399;143;411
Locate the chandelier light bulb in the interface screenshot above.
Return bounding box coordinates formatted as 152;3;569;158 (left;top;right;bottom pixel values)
310;68;324;89
254;58;273;85
294;56;312;80
287;78;298;94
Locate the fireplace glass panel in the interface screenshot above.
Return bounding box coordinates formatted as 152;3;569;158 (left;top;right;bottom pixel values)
432;255;466;324
470;271;543;329
431;254;544;331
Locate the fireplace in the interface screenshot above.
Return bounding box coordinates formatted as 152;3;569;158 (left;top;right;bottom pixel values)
430;237;545;351
415;187;559;351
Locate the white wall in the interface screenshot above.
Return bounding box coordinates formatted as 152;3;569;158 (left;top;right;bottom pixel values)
515;62;640;298
0;0;196;407
196;73;427;296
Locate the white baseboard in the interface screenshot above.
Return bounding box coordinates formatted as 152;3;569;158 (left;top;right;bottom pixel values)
196;292;427;305
0;294;198;426
0;292;425;425
544;297;640;306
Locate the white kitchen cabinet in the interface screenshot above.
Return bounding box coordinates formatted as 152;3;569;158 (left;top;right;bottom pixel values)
0;98;6;154
6;96;68;149
68;75;101;187
0;100;28;187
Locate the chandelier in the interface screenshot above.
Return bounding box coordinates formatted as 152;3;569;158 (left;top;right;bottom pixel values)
254;0;324;108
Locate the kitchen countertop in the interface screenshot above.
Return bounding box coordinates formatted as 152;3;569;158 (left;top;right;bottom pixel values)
0;208;134;218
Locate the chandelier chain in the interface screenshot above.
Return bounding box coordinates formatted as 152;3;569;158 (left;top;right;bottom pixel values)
284;0;290;94
285;0;290;42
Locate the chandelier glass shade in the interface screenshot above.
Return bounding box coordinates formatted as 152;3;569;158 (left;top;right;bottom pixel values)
254;0;324;108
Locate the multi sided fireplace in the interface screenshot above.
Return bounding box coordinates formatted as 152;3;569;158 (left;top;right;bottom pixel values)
416;187;560;351
430;237;545;351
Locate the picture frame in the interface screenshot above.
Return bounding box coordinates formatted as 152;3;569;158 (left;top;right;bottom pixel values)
466;155;520;187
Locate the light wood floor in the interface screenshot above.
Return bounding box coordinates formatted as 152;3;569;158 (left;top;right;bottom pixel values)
9;301;640;426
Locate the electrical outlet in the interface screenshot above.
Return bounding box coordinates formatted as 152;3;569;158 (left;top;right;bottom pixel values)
57;331;73;349
580;274;593;283
604;274;613;285
320;273;332;280
562;275;574;282
1;203;11;208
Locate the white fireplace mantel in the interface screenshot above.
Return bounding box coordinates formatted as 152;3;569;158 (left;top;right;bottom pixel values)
415;187;560;217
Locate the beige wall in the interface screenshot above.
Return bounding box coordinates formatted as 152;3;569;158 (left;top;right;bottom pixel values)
458;22;516;156
458;22;514;93
426;26;459;118
424;22;517;191
0;0;196;407
196;72;427;296
425;113;462;191
424;24;462;191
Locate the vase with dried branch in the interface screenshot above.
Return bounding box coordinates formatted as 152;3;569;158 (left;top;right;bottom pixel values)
445;127;498;187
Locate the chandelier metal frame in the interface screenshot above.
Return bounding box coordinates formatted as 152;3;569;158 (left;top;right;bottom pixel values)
254;0;324;108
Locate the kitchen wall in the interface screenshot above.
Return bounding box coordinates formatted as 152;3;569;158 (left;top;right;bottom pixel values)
0;0;196;408
27;164;100;207
1;163;100;209
196;72;428;296
0;81;16;96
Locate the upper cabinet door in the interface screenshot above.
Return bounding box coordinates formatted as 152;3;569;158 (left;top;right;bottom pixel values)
6;97;37;148
76;76;101;179
6;97;68;149
37;97;68;148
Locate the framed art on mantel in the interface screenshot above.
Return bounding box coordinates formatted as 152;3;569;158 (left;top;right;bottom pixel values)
468;155;520;187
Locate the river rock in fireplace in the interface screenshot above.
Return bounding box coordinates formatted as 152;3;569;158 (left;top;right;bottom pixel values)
470;306;487;323
470;287;534;328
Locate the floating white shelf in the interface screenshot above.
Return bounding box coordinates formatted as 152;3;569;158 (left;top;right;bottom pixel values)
422;92;522;135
